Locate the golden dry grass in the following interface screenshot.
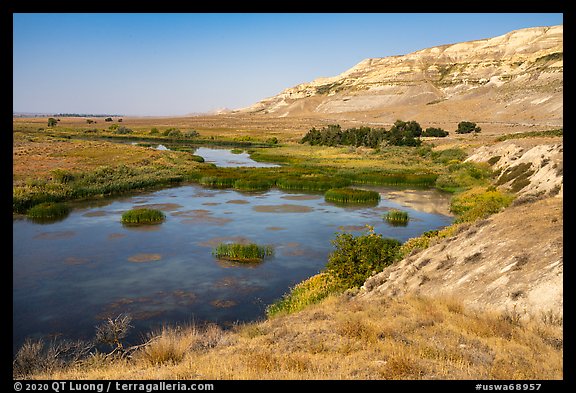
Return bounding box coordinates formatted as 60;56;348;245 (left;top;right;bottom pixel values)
29;294;562;380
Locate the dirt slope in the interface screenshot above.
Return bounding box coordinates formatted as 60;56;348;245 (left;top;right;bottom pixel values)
361;140;563;320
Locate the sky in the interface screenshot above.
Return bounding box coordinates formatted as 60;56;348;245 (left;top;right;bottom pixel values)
13;13;563;116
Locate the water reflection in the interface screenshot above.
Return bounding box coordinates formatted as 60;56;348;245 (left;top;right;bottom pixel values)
193;147;280;168
13;184;453;353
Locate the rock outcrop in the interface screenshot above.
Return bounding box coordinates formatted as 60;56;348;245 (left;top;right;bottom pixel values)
237;25;563;126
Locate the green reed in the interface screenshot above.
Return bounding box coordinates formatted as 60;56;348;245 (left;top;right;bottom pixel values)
212;243;274;262
324;188;381;204
26;202;70;221
384;209;410;225
121;208;166;225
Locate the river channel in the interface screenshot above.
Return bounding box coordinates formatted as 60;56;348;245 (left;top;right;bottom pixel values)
13;147;453;353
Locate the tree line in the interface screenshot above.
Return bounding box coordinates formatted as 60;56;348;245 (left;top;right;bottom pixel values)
300;120;480;148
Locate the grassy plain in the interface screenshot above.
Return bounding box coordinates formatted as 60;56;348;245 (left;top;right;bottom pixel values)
13;115;497;214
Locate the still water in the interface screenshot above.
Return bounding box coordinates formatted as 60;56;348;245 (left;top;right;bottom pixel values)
12;149;453;352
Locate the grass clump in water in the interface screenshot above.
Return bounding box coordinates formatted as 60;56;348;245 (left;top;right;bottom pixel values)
384;209;410;225
121;208;165;225
324;187;380;204
26;202;70;221
212;243;274;263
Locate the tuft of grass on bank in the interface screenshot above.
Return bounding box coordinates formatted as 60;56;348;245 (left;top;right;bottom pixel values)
266;272;341;318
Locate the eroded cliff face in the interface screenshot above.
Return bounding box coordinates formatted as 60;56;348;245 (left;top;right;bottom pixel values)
238;25;562;126
360;141;563;320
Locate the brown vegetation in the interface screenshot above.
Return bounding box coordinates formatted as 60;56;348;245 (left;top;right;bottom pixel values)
28;294;561;380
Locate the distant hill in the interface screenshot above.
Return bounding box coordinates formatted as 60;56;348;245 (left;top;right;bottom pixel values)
236;25;563;126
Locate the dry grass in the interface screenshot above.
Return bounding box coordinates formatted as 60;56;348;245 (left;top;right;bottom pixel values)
28;294;562;380
12;131;199;186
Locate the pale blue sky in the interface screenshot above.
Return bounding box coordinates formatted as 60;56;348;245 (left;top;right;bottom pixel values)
13;13;563;116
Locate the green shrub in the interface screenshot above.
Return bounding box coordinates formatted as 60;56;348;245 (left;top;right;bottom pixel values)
324;188;380;204
456;121;481;134
51;169;75;184
162;128;182;138
422;127;449;137
114;126;133;135
435;162;492;192
450;187;514;222
431;148;467;164
183;130;200;138
326;227;401;288
212;243;273;263
121;208;165;225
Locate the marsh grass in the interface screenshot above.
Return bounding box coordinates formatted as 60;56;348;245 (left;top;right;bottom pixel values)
384;209;410;225
233;178;275;192
198;176;237;188
121;208;165;225
212;243;274;263
276;176;351;192
324;187;381;204
344;171;438;186
26;202;70;222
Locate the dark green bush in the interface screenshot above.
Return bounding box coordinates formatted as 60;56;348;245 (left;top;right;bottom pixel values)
456;121;481;134
326;227;401;288
162;128;182;138
422;127;449;137
114;126;133;135
183;130;200;138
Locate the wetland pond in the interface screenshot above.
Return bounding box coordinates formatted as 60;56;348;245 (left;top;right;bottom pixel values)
13;148;453;353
